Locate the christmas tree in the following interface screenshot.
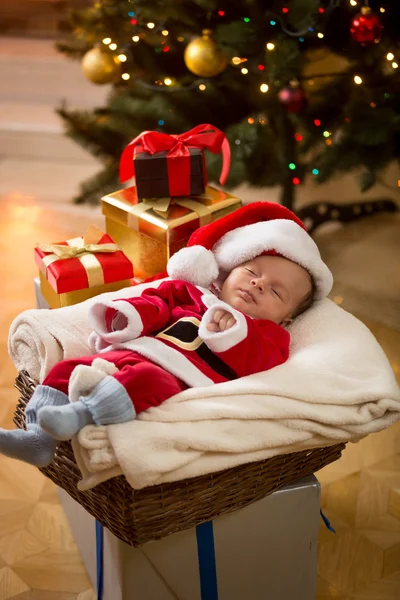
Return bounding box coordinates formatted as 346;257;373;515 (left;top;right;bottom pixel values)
57;0;400;213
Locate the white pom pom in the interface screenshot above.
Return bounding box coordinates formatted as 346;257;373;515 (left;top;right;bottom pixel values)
167;245;219;288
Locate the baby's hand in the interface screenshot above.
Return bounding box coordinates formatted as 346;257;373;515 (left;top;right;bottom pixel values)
206;309;237;332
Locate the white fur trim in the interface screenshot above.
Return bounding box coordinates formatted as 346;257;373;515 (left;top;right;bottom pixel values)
167;246;219;288
213;219;333;299
88;299;143;343
68;359;119;403
199;301;248;353
88;332;111;353
91;358;119;376
199;291;221;309
108;337;214;388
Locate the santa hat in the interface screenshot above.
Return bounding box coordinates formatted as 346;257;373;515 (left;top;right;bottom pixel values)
167;201;333;300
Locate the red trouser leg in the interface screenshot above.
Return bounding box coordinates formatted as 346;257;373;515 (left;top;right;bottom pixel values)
109;352;188;415
42;350;188;416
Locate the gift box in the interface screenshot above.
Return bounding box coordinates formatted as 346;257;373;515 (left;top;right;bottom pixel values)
101;185;242;280
34;225;134;308
120;124;231;200
58;476;321;600
134;147;206;198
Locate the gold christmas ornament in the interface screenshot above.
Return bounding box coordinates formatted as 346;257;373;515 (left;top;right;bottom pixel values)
81;47;121;84
184;29;227;77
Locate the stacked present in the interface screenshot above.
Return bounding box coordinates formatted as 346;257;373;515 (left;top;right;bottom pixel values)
36;124;241;306
103;123;241;279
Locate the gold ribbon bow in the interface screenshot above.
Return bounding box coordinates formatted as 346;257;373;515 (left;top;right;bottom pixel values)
37;225;120;288
142;197;172;218
142;192;214;219
38;242;119;259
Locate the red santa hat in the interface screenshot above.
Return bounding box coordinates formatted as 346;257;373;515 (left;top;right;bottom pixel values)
167;201;333;300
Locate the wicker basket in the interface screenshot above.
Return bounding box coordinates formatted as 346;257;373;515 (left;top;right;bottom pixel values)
14;371;345;547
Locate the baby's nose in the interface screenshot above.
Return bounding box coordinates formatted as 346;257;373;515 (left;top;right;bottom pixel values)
251;278;264;293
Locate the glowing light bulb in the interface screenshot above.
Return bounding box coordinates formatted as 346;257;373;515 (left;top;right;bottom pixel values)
162;30;169;36
354;75;362;84
102;38;112;45
164;78;172;86
387;53;395;61
350;0;357;6
232;57;242;65
317;33;324;39
260;83;269;93
392;62;399;69
122;73;130;80
132;36;139;42
380;7;385;12
118;54;127;62
266;43;275;51
109;43;117;50
199;84;206;91
147;22;155;29
241;68;249;74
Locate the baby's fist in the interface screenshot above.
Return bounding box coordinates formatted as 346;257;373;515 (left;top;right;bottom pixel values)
206;309;237;332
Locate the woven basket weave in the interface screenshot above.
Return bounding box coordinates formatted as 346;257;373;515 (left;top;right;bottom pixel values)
14;370;345;547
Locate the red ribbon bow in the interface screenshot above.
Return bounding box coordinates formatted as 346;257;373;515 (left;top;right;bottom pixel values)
119;124;231;193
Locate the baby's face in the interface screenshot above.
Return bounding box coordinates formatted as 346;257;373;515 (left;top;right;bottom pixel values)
218;255;312;325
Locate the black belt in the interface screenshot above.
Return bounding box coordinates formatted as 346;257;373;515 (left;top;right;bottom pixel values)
156;318;237;381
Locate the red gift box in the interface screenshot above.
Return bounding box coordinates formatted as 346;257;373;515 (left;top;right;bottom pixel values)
35;225;134;307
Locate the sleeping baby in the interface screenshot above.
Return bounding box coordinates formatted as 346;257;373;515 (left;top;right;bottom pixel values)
0;202;332;467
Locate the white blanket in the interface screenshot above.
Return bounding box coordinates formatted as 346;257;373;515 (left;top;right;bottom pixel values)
8;281;400;491
8;281;163;383
8;305;93;383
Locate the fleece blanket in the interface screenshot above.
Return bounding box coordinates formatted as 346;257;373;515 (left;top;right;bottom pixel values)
8;281;164;382
8;280;400;491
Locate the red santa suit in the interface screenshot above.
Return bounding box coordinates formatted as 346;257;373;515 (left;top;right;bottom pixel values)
43;280;290;417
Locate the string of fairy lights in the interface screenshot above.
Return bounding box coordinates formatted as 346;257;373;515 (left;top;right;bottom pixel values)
99;0;398;91
100;0;340;91
92;0;399;185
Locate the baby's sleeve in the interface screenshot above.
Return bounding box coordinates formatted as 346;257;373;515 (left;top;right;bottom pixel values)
199;301;290;378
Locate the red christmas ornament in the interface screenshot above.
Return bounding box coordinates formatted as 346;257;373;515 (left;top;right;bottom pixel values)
350;7;383;45
278;84;307;114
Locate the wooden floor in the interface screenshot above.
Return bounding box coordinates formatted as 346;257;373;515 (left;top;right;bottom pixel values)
0;189;399;598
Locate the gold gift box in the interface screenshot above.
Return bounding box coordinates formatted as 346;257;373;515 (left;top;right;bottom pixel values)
39;272;133;309
101;185;242;280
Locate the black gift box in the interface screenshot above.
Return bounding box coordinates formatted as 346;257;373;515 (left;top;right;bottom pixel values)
134;147;206;199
